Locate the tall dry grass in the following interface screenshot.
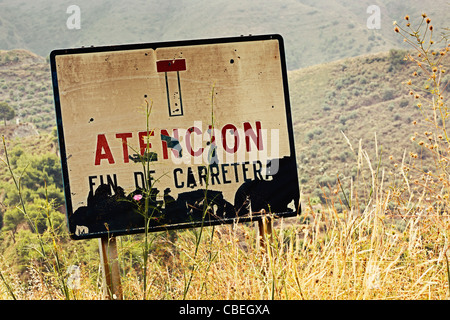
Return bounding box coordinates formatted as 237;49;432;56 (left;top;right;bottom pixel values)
2;166;449;300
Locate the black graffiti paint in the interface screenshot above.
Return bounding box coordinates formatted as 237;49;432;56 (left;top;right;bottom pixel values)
69;156;299;238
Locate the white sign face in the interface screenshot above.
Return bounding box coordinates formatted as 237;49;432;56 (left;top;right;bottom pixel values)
51;34;300;239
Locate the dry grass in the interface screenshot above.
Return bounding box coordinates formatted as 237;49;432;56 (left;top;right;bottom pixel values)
2;192;449;300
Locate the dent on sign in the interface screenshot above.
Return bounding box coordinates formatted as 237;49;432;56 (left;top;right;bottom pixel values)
50;34;300;239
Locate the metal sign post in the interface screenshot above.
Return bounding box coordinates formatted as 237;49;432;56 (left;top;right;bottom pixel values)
98;236;123;300
257;213;274;253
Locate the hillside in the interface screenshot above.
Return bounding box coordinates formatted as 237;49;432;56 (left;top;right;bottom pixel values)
1;48;449;202
290;49;449;199
0;0;448;70
0;50;53;130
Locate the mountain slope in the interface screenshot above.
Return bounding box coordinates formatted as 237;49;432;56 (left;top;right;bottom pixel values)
289;49;449;198
0;0;448;70
0;50;53;130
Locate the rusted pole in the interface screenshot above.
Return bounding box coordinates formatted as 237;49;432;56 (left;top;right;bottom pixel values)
99;236;123;300
257;211;274;252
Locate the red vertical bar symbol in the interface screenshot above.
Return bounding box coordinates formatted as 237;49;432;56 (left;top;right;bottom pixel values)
156;59;186;72
157;59;186;117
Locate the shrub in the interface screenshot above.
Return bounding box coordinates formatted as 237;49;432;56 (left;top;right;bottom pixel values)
388;49;407;70
322;104;331;111
399;99;409;108
0;101;15;123
382;88;396;101
317;175;336;187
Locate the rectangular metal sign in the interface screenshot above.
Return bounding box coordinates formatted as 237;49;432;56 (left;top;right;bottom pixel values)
50;34;300;240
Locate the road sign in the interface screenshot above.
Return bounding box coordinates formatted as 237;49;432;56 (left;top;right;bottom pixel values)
50;34;300;240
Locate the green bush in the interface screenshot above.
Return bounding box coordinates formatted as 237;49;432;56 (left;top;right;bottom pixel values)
382;88;396;101
317;175;336;187
399;99;409;108
388;49;407;71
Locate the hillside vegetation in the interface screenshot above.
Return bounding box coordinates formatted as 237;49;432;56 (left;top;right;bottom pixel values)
0;0;449;70
0;50;53;130
291;49;450;202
